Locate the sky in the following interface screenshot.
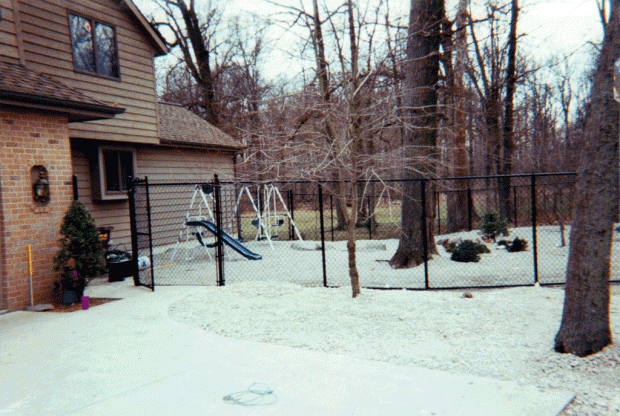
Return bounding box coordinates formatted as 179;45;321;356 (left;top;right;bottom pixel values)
133;0;604;87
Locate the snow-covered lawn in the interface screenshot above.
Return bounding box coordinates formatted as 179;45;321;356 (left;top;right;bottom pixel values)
169;281;620;416
157;224;620;415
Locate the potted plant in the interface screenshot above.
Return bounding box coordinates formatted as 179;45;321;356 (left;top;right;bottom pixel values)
53;201;106;305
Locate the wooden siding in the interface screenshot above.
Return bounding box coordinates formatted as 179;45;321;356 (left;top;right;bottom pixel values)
136;148;237;182
71;140;237;250
0;0;21;63
71;142;131;249
14;0;161;144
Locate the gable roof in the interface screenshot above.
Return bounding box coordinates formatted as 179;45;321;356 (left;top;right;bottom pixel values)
0;62;125;121
121;0;168;57
157;102;245;151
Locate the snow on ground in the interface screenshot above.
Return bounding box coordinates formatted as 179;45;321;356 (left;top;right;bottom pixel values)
169;281;620;416
160;225;620;415
152;225;620;288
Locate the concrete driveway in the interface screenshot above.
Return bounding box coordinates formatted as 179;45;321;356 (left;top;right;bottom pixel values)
0;278;574;415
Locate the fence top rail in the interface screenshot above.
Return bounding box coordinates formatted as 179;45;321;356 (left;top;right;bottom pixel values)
128;172;577;188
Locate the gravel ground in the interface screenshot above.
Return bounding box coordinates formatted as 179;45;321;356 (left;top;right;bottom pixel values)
169;281;620;415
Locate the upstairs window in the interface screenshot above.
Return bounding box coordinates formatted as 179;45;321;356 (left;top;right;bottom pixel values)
69;13;119;78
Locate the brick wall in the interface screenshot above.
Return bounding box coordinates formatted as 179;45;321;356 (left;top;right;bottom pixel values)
0;110;73;310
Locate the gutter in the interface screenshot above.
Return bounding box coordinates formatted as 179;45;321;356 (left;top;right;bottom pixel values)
0;91;125;117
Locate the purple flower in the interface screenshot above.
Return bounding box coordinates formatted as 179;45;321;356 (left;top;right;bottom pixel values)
73;270;78;277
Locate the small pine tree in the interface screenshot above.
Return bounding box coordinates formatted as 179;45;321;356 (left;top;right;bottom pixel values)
480;211;509;242
54;201;106;298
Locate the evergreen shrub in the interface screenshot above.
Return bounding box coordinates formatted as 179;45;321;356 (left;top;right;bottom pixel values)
53;201;106;299
480;211;509;242
450;240;489;263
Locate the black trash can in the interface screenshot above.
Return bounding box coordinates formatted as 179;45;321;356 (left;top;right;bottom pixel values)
105;250;133;282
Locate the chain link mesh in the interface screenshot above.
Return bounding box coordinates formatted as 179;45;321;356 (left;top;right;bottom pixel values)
131;174;619;290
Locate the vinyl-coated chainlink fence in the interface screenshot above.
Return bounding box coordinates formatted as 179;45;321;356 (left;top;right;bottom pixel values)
129;173;620;291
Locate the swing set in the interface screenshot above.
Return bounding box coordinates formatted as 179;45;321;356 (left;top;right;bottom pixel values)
169;183;302;264
170;184;217;262
231;184;303;249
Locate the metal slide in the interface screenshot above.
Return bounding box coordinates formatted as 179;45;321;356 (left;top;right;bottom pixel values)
186;220;262;261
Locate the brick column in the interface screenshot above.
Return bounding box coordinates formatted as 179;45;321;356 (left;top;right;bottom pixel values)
0;110;73;310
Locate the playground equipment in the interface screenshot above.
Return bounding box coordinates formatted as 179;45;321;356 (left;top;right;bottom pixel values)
170;183;265;263
170;184;217;262
187;220;261;260
231;184;303;249
170;183;301;263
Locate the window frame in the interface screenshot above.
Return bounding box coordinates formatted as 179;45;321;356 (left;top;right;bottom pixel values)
94;146;136;201
68;12;120;80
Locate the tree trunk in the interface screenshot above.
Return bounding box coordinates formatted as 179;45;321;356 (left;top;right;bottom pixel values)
175;0;219;127
390;0;443;268
347;226;361;298
445;0;469;233
390;181;426;267
554;0;619;357
498;0;519;222
310;0;361;297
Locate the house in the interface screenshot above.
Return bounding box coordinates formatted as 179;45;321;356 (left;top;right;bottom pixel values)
0;0;244;311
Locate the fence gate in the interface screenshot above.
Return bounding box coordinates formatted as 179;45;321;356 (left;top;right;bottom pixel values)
128;176;233;288
129;177;154;290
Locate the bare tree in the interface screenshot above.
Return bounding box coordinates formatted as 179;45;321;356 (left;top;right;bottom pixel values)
443;0;470;233
554;0;620;357
153;0;220;126
497;0;519;220
465;0;522;218
389;0;443;268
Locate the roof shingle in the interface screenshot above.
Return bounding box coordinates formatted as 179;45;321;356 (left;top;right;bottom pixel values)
157;102;245;151
0;62;119;109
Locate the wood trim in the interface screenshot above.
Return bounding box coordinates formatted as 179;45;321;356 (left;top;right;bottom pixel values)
10;0;25;65
66;10;122;81
119;0;167;56
91;144;136;201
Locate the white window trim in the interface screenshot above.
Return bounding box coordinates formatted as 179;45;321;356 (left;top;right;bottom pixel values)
92;146;136;201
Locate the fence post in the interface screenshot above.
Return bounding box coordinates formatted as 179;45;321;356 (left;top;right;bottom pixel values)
330;195;334;242
435;190;440;235
467;186;473;231
128;177;140;288
530;174;539;285
214;174;225;286
144;177;155;291
318;183;327;287
236;183;242;242
513;186;518;227
367;196;372;239
288;189;295;240
421;180;430;290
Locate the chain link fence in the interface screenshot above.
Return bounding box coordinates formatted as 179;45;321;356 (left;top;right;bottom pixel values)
129;173;620;290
